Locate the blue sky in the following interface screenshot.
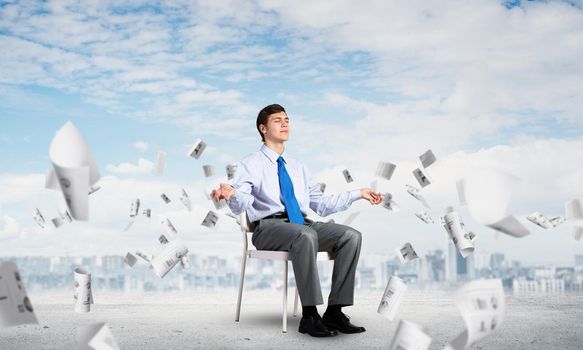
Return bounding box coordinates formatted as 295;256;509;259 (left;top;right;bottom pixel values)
1;0;582;264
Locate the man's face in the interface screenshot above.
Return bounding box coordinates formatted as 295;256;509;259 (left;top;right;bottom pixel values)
261;111;289;143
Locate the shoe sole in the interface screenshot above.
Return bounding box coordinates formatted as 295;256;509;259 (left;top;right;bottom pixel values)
298;327;338;337
322;321;366;334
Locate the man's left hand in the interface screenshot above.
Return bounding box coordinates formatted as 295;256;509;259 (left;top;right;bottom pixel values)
360;188;383;205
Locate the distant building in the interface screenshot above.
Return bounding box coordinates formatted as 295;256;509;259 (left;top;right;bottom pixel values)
513;278;565;293
357;267;376;290
424;250;445;282
490;253;505;270
446;240;457;283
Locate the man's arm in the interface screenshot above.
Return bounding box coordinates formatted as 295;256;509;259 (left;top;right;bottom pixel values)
212;161;255;215
306;167;383;217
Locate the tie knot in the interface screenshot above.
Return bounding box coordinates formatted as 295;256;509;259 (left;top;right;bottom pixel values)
277;156;284;165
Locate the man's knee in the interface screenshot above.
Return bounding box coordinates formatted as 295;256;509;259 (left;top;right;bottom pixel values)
296;227;318;247
344;228;362;245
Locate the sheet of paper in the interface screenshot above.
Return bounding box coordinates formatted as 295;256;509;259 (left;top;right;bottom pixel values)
160;193;171;204
388;319;432;350
122;220;134;232
188;139;207;159
49;121;100;221
180;255;191;269
342;169;354;183
342;211;360;226
396;242;419;263
201;211;219;229
376;161;397;181
377;276;407;321
406;184;430;209
526;211;565;229
88;185;101;195
0;261;38;327
45;169;58;190
162;218;178;235
444;279;505;350
382;193;400;212
156;151;166;176
158;234;169;245
124;253;137;267
76;322;120;350
573;225;583;241
486;215;530;238
33;208;46;228
442;209;475;258
462;168;520;226
129;199;140;217
226;163;238;180
150;239;189;278
179;189;192;211
456;179;467;206
73;267;93;313
51;209;72;228
419;149;437;169
202;164;216;178
134;250;152;263
415;210;434;224
565;199;583;220
412;168;431;188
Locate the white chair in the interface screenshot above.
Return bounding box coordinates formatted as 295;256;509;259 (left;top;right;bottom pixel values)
235;212;333;333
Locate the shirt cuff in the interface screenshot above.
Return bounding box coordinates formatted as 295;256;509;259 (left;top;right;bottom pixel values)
348;189;362;203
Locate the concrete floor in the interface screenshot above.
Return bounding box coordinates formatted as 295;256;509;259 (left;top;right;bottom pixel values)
0;290;582;349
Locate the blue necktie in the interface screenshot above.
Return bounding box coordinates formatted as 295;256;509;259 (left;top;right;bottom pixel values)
277;156;304;224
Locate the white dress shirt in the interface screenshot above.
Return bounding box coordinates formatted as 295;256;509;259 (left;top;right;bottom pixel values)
227;144;362;223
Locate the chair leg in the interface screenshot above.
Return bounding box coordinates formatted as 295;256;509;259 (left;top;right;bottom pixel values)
293;287;299;317
283;260;288;333
235;252;248;322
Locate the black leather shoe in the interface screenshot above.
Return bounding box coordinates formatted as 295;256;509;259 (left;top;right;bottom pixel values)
299;313;338;337
322;311;366;334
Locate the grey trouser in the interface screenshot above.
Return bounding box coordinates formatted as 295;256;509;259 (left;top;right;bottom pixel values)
252;218;362;306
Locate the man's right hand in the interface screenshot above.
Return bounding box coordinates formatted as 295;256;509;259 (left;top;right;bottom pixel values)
212;183;236;201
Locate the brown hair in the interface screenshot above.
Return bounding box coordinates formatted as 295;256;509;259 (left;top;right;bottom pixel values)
256;104;286;142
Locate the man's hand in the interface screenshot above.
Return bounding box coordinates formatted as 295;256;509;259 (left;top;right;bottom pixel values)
360;188;383;205
212;183;236;201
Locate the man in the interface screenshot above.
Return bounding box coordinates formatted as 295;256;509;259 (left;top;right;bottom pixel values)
212;104;383;337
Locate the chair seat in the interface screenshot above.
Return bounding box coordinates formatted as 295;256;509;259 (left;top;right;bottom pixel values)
248;250;333;261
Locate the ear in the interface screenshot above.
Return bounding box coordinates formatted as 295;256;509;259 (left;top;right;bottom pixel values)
259;124;267;134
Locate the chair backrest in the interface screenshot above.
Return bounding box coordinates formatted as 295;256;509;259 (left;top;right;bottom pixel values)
239;211;255;233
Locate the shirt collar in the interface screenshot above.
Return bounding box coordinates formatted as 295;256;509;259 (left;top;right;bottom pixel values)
260;144;286;164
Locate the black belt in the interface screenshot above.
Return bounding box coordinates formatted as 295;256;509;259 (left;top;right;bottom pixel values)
253;212;288;227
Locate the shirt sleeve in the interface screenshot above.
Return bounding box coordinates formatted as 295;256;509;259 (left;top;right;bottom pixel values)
226;160;255;215
305;166;362;217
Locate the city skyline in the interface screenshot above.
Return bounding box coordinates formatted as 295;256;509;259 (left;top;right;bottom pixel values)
4;249;582;294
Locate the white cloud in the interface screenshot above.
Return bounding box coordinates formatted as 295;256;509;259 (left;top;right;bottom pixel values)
1;134;583;264
106;158;154;175
133;141;149;152
0;214;21;239
301;136;583;265
0;172;241;256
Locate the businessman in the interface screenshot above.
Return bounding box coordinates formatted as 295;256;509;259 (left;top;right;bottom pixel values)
212;104;383;337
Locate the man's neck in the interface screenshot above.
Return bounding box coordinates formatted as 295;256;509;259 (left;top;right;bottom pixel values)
264;140;285;155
